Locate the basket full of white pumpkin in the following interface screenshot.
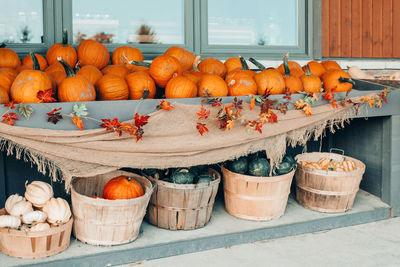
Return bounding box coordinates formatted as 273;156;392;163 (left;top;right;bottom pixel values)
0;180;72;259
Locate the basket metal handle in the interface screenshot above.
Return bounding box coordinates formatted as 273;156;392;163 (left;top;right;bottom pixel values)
329;148;344;155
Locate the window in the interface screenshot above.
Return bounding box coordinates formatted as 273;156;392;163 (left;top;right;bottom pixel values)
0;0;316;59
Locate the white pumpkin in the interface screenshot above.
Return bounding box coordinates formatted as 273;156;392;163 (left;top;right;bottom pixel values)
42;198;71;225
30;222;50;232
22;210;47;224
25;181;54;208
0;215;21;228
5;194;25;214
8;200;33;217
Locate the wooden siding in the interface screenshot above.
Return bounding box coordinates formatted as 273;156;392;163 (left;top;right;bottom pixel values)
322;0;400;58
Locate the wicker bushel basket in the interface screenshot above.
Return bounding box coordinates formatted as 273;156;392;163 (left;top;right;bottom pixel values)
0;209;73;259
146;168;220;230
71;170;154;246
295;152;366;213
222;167;294;221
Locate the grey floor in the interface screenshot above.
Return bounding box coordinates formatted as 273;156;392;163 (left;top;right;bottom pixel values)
129;217;400;267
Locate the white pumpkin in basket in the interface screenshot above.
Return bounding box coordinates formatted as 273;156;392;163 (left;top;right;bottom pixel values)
0;215;21;228
8;200;33;217
22;210;47;224
5;194;25;214
30;222;51;232
42;198;71;225
25;181;54;208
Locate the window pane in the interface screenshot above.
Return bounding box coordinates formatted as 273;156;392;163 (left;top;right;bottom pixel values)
72;0;184;44
0;0;44;44
208;0;298;46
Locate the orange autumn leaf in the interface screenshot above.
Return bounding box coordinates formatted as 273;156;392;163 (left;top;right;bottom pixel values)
71;116;85;131
196;122;208;136
1;112;18;126
294;99;306;109
303;104;313;116
250;96;256;110
196;106;210;120
332;100;338;108
37;89;56;103
159;100;174;111
226;119;234;131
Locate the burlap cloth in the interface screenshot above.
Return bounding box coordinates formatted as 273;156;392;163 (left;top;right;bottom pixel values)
0;97;366;190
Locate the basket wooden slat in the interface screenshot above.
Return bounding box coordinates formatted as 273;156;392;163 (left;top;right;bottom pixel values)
295;152;366;213
222;167;294;221
71;170;154;246
0;209;73;259
147;168;220;230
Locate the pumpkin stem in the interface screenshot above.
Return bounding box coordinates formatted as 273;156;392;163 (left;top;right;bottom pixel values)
0;43;5;48
193;55;200;71
29;52;40;70
129;61;151;68
141;89;149;100
239;56;249;70
248;58;265;70
62;28;68;46
283;53;291;76
58;57;75;77
304;64;312;76
339;77;355;86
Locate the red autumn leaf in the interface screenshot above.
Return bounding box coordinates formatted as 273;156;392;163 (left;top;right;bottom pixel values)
100;118;123;136
4;100;16;109
158;100;174;111
37;89;56;103
268;111;278;123
47;107;62;116
232;97;243;110
196;122;208;136
71;116;85;131
134;113;149;128
133;128;144;142
323;87;335;102
1;112;18;126
196;106;210;120
332;100;338;109
208;98;223;107
120;123;136;135
250;96;256;110
255;122;263;133
283;88;292;100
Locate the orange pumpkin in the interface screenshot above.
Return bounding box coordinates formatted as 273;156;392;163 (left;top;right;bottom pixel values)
0;44;21;69
149;55;182;88
303;61;326;77
16;65;32;73
165;76;197;98
182;56;204;86
101;64;129;78
0;86;9;104
45;63;67;87
112;46;143;66
22;53;48;71
76;65;103;85
125;71;156;100
224;57;242;73
0;67;18;94
225;70;257;96
46;29;77;68
300;64;322;93
10;53;53;103
102;176;144;200
321;60;342;71
282;54;303;94
96;74;129;101
342;159;356;172
322;69;355;92
45;62;65;74
77;39;110;69
198;74;228;97
278;56;304;77
164;46;195;71
198;57;227;78
57;59;96;102
254;68;285;95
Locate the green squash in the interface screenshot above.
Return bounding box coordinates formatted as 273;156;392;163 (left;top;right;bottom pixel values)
189;165;208;177
276;161;293;175
283;155;296;166
228;157;248;174
142;168;158;177
171;168;195;184
197;174;214;184
248;158;270;177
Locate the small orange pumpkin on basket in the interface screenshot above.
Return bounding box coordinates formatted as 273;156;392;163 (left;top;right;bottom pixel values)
198;57;227;78
103;176;144;200
224;57;242;73
322;69;355;92
57;58;96;102
321;60;342;71
0;67;18;94
300;64;322;93
277;55;304;78
302;61;326;78
112;46;143;67
148;55;182;88
165;75;197;98
101;64;130;78
0;86;9;104
125;71;156;100
164;46;195;71
249;57;285;95
76;65;103;85
46;29;77;69
22;53;48;71
225;56;257;96
282;54;303;94
77;39;110;69
182;56;204;86
96;74;129;101
198;74;228;97
0;43;21;69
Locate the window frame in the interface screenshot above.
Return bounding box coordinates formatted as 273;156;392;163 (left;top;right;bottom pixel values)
2;0;55;56
197;0;313;60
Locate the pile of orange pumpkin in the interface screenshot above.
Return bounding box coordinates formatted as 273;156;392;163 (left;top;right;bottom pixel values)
0;30;355;104
299;157;357;172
